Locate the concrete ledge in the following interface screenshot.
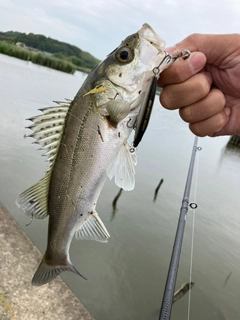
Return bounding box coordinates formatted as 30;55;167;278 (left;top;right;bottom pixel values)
0;202;94;320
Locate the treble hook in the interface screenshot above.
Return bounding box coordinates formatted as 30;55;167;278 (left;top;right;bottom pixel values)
152;49;190;77
127;118;137;129
171;49;191;61
153;54;172;76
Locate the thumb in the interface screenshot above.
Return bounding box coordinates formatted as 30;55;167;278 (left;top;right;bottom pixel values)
167;34;239;65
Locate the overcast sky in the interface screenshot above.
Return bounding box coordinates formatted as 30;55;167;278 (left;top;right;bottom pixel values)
0;0;240;60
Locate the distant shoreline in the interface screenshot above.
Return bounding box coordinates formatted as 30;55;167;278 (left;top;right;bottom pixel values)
0;41;92;74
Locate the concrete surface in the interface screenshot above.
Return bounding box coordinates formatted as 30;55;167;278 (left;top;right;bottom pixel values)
0;202;94;320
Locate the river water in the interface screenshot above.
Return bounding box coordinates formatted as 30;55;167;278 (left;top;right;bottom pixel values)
0;53;239;320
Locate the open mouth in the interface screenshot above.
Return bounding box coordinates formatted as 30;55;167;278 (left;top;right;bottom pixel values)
138;23;165;52
138;23;166;66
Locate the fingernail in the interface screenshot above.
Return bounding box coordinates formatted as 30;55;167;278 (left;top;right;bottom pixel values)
189;53;206;72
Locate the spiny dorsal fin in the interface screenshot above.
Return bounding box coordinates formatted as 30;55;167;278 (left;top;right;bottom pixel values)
75;211;110;242
26;102;70;170
106;141;137;191
16;100;71;218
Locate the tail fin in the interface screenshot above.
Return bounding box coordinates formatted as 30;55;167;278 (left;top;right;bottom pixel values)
32;258;87;286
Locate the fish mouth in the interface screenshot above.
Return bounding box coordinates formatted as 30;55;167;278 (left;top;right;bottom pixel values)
138;23;174;76
138;23;165;51
137;23;166;65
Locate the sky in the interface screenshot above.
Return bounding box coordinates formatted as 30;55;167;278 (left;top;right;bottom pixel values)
0;0;240;60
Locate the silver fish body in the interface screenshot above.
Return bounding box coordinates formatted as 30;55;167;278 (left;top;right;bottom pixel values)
17;23;173;286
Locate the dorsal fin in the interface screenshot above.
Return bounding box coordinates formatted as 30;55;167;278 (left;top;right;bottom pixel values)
16;101;71;218
27;102;70;170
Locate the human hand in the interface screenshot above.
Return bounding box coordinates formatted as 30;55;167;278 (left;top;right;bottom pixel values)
158;34;240;136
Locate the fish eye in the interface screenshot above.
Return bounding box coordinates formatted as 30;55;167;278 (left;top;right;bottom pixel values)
116;47;133;63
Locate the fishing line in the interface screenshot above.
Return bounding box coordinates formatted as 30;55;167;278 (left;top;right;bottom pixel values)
158;135;199;320
187;143;201;320
187;202;195;320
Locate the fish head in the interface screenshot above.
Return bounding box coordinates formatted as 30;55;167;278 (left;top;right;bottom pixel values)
100;23;171;103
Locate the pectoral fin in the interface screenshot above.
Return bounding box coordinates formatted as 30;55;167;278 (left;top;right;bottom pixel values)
107;141;137;191
105;100;130;127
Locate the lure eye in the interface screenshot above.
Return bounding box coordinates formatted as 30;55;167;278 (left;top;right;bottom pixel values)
116;47;133;63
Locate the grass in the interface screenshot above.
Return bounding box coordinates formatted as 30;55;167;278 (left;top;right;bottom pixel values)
0;288;15;318
0;41;92;74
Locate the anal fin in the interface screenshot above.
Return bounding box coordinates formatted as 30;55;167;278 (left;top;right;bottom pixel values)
75;211;110;242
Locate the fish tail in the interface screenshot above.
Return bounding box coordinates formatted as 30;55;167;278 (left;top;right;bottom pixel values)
32;256;87;286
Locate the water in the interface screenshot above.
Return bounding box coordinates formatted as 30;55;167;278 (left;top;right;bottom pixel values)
1;53;240;320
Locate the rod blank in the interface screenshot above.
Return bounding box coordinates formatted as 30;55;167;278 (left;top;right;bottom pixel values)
159;136;198;320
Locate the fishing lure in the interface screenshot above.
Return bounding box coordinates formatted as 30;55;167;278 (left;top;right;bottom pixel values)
133;50;190;148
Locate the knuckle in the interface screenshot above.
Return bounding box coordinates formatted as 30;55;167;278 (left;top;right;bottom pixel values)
197;74;211;96
216;111;228;129
184;33;201;46
179;106;193;123
189;33;201;40
189;123;207;137
160;88;173;109
159;90;167;108
211;88;225;107
189;110;228;137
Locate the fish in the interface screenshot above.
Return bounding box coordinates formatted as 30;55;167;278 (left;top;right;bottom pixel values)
173;282;195;303
16;23;175;286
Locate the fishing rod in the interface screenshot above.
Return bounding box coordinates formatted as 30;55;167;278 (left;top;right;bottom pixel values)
158;135;199;320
